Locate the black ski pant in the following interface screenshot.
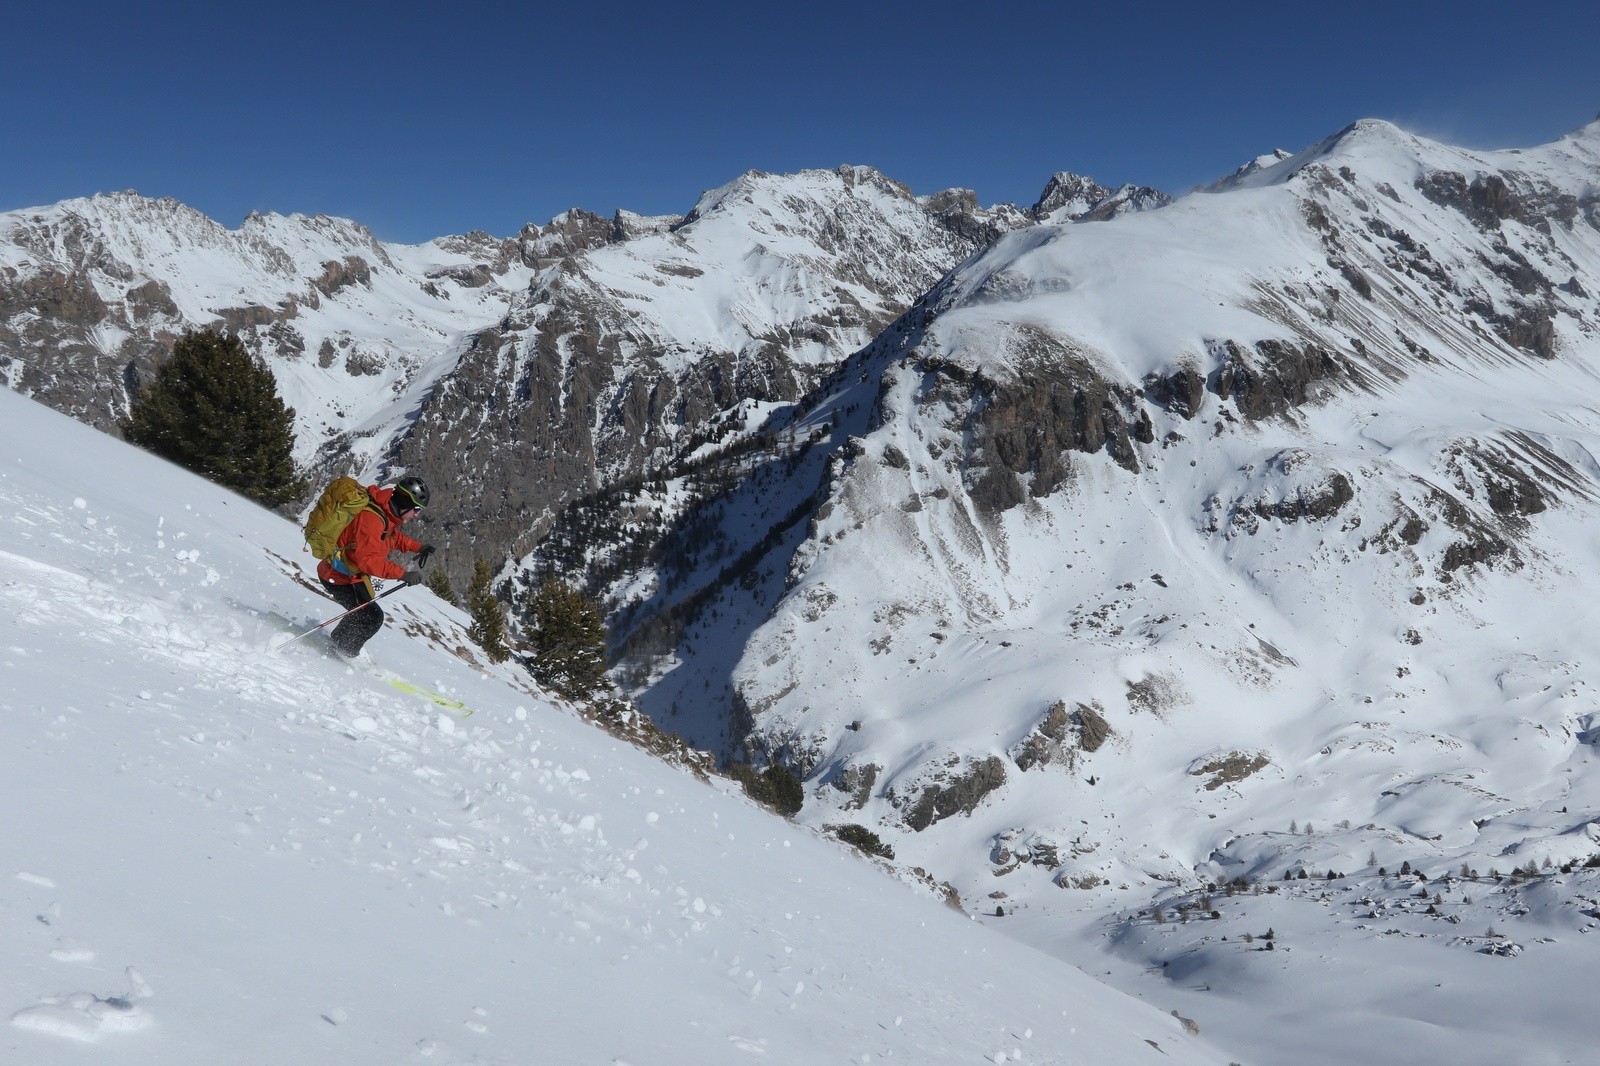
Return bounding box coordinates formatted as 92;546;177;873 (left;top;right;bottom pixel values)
320;577;383;657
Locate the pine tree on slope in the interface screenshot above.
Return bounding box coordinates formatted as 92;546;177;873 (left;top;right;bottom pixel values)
426;565;458;606
467;558;510;664
522;579;608;702
122;329;305;508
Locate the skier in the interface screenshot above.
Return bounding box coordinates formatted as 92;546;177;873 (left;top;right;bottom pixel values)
316;475;434;658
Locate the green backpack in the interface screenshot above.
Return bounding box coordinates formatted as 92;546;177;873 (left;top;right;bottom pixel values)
303;477;375;561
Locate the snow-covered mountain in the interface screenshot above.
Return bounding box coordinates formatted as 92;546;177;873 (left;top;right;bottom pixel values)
0;386;1225;1064
531;117;1600;1058
387;166;1044;588
0;168;1140;589
0;191;554;469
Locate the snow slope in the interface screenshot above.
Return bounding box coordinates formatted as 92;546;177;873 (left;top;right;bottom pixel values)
0;386;1223;1064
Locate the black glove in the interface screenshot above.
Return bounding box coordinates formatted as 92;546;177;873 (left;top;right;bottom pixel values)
401;569;424;587
416;544;436;569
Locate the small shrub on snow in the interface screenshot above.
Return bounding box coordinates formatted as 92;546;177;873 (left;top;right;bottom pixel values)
826;823;895;860
727;763;804;817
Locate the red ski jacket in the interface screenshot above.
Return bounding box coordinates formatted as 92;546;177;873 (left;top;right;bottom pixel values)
316;485;423;585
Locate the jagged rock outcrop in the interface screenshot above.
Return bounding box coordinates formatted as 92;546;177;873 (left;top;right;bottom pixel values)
829;762;881;810
1030;172;1173;223
1013;701;1073;771
1209;339;1357;422
891;755;1008;832
1189;751;1272;791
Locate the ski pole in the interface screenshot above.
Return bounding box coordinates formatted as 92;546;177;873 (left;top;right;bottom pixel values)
272;584;407;653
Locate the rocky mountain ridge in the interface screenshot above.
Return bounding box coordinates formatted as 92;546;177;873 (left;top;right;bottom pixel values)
0;191;527;444
389;165;1037;587
366;164;1169;588
0;166;1150;588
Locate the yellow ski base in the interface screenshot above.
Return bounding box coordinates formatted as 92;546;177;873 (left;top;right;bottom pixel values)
386;677;472;716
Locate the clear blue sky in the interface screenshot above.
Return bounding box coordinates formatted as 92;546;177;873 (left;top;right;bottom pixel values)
5;0;1597;244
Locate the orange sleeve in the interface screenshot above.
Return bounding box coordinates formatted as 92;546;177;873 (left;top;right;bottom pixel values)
344;511;407;580
393;529;423;555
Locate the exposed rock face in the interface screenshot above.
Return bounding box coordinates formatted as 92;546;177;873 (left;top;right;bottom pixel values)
514;208;657;267
1144;363;1206;419
392;300;778;590
0;265;130;426
1032;173;1113;220
1011;700;1113;770
1416;171;1522;230
1075;702;1112;753
1189;751;1271;791
893;755;1007;832
915;343;1146;516
1209;339;1354;422
1012;701;1072;770
313;255;372;297
921;188;1026;246
829;762;881;810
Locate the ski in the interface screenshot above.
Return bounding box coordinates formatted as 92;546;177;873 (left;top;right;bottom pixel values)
249;607;472;716
371;670;472;716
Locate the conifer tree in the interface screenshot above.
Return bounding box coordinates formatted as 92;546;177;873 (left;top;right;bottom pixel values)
523;579;608;701
467;558;509;663
122;329;305;507
426;565;457;606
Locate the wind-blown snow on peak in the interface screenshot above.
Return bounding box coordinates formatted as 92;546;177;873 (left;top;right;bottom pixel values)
1547;112;1600;163
0;386;1224;1064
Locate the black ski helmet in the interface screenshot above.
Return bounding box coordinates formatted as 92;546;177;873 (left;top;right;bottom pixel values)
393;475;429;515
